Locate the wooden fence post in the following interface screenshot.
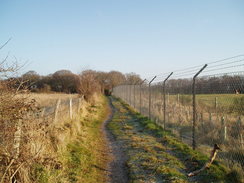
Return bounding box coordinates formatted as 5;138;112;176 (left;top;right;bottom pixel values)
237;116;243;148
209;113;212;122
54;99;61;123
215;97;218;110
221;116;227;141
70;98;73;120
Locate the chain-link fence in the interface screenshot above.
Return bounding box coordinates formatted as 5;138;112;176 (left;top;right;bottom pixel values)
113;55;244;177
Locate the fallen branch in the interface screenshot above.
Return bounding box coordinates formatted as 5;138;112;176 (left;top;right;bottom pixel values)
188;144;221;177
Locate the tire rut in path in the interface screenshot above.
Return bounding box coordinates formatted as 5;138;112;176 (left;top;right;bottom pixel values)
102;97;129;183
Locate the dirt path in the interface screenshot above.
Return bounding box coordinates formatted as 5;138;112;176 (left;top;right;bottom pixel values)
102;97;129;183
104;97;231;183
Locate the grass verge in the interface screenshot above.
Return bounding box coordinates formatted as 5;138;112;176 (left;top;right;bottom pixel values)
32;95;110;183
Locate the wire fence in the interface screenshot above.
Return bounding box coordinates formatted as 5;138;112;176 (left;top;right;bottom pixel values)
0;96;84;167
39;97;83;123
113;55;244;177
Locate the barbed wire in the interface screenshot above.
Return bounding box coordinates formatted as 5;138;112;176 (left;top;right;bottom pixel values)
199;71;244;79
206;54;244;65
202;64;244;75
142;54;244;83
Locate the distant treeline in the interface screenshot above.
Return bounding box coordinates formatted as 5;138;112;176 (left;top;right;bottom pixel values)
10;69;142;101
9;70;244;99
162;75;244;94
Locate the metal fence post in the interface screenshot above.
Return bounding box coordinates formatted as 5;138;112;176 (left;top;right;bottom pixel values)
129;84;132;105
126;85;129;103
149;76;157;120
125;85;127;102
163;72;173;130
122;85;124;100
192;64;207;150
140;79;146;113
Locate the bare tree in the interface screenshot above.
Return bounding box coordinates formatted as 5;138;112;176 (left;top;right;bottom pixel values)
77;70;101;102
125;72;142;84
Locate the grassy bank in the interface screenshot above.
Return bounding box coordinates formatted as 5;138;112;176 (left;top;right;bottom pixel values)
108;97;241;183
63;95;110;183
32;95;110;183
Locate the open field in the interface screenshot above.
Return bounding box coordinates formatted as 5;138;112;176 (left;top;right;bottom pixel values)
149;92;244;109
17;93;80;107
170;93;244;110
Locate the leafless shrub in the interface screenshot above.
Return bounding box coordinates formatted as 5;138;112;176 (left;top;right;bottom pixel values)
77;70;101;102
0;44;41;182
1;98;32;181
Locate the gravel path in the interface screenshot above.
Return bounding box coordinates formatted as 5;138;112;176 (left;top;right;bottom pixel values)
102;97;129;183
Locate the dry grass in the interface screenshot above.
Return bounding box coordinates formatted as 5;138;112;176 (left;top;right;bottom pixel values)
1;90;92;182
21;94;110;183
17;93;79;107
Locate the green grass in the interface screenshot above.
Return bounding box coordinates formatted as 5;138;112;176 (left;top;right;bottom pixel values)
31;163;49;183
63;96;110;183
167;93;244;114
109;96;242;183
197;94;244;106
165;93;244;105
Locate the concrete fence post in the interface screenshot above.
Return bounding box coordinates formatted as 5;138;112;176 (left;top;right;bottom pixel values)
54;99;61;123
41;107;46;118
13;119;22;159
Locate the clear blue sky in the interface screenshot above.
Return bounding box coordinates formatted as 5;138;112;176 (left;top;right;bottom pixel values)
1;0;244;78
